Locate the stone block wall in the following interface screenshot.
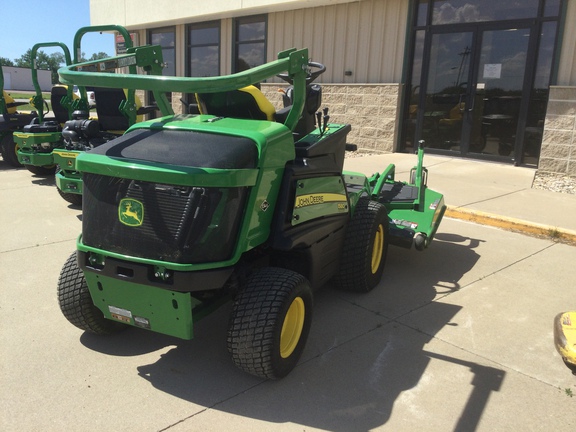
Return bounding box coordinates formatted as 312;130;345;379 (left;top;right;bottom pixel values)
539;86;576;176
261;83;400;153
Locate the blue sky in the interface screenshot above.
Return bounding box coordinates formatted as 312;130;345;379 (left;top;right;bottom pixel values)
2;0;116;63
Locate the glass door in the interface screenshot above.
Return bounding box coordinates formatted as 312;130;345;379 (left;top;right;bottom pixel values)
417;25;532;161
468;27;531;159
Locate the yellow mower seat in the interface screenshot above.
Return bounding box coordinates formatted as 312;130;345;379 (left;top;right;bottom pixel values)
3;91;20;114
195;85;276;121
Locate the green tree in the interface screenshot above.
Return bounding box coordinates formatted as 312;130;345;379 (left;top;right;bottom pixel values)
89;52;109;61
0;57;14;66
15;49;71;84
77;51;109;63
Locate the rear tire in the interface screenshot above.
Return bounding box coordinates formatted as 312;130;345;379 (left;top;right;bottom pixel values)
334;197;389;292
227;267;313;379
57;252;127;335
0;133;22;167
57;187;83;206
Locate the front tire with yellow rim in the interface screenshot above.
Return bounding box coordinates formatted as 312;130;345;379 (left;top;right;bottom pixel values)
334;197;389;292
227;267;313;379
0;132;23;167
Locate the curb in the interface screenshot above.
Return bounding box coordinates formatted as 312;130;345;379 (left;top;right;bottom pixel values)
445;206;576;246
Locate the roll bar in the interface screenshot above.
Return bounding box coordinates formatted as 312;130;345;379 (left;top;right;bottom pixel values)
58;46;310;132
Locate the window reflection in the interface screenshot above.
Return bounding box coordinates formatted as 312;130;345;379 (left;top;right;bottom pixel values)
432;0;539;24
150;28;175;77
416;0;429;26
544;0;561;17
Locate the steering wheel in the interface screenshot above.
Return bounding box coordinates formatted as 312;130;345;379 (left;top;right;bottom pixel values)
277;61;326;85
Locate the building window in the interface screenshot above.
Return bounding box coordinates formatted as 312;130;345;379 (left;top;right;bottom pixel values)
187;21;220;77
233;15;267;72
431;0;539;24
148;27;175;113
149;27;176;76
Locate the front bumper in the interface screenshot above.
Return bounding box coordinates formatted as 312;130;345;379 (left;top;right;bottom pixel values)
15;132;61;166
54;150;83;195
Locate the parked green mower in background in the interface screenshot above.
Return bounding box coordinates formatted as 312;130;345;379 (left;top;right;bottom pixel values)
56;46;446;379
0;64;38;167
52;24;157;206
14;41;79;178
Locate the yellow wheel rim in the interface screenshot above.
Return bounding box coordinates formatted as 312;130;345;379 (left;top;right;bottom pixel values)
371;224;384;274
280;297;305;359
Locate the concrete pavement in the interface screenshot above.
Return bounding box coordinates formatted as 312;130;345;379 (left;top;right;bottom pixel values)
1;153;576;431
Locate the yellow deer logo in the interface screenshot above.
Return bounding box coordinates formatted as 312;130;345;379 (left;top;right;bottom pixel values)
118;198;144;227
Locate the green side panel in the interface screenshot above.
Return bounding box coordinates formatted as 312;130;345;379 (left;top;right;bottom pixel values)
292;176;349;226
84;272;197;340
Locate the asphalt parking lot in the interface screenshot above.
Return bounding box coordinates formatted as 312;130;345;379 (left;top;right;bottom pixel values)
1;156;575;431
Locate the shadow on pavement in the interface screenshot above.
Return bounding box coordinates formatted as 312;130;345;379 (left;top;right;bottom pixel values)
79;230;504;430
30;174;56;187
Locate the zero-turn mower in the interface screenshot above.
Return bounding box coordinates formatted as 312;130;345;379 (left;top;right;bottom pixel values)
56;46;445;379
0;64;38;167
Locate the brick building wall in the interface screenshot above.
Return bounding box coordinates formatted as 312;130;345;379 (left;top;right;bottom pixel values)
261;83;400;153
539;86;576;177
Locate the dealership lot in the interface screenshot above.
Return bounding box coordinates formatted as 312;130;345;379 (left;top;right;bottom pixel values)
1;155;575;431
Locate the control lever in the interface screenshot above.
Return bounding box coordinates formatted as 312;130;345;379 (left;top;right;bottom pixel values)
322;107;330;134
316;111;323;135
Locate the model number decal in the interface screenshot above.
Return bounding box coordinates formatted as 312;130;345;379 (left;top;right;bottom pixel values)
294;193;347;209
53;151;79;158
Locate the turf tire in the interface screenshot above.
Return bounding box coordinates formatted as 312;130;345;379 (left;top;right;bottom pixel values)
334;197;389;292
57;187;83;206
0;133;22;167
57;252;127;335
227;267;313;379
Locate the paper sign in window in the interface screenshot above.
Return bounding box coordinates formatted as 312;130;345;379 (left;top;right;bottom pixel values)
483;64;502;79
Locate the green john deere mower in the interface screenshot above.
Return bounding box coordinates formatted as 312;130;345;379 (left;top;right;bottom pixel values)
0;65;38;167
52;25;157;206
56;46;445;379
14;41;77;177
15;26;155;205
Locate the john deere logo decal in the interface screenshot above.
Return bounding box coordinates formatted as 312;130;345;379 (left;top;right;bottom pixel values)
119;198;144;227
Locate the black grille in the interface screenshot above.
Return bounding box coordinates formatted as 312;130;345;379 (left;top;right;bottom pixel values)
83;174;248;263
